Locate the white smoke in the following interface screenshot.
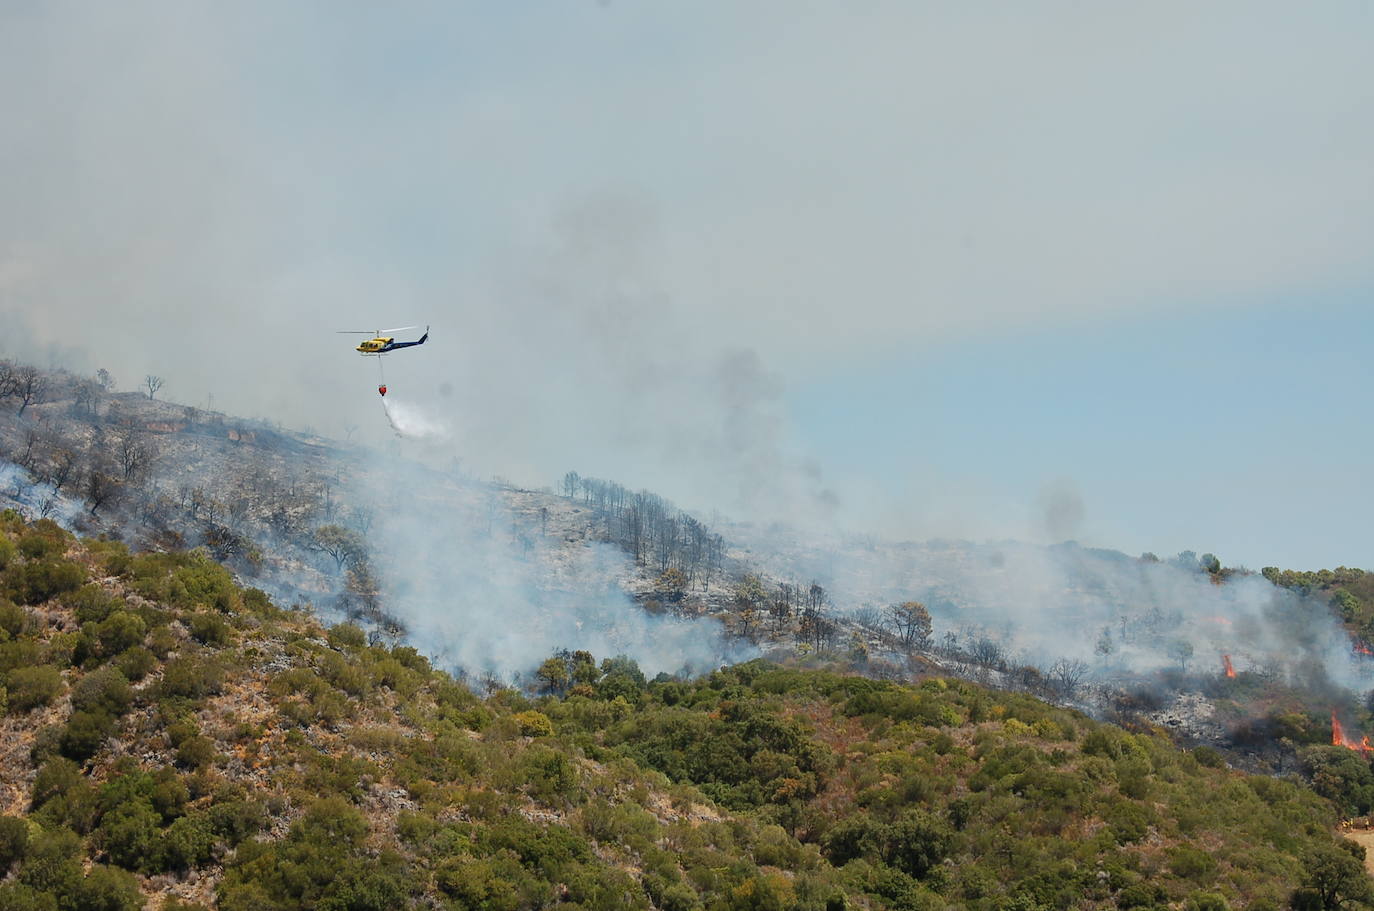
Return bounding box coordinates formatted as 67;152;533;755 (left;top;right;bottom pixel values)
0;461;86;528
348;456;751;682
728;525;1373;692
380;397;450;442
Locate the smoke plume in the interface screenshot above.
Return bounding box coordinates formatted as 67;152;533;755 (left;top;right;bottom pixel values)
380;397;450;442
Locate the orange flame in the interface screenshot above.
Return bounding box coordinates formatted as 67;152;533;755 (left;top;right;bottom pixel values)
1221;654;1235;678
1332;710;1374;755
1356;642;1374;657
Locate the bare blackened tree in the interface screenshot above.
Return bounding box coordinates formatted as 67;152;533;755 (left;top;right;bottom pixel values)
624;492;648;563
42;446;79;493
797;582;837;650
96;368;116;392
8;364;48;417
15;424;45;470
652;512;678;574
348;503;376;536
71;379;101;417
1048;658;1089;698
84;458;122;515
144;375;164;399
770;584;795;634
562;471;581;498
968;636;1006;671
115;422;158;484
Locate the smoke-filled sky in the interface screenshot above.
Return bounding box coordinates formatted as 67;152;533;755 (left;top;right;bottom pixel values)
2;2;1371;570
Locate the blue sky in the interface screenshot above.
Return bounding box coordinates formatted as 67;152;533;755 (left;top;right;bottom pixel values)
1;2;1370;570
790;294;1373;568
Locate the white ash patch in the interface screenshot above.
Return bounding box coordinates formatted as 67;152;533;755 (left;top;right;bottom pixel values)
1146;692;1225;743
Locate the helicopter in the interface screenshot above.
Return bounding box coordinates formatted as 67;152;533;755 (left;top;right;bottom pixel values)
338;325;429;355
337;326;429;395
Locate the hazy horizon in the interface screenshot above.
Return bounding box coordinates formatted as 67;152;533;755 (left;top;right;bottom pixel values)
3;2;1370;570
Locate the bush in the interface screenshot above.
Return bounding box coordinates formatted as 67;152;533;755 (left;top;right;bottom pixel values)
1105;801;1153;845
71;864;144;911
5;666;62;714
71;667;133;717
114;648;156;682
0;600;29;638
59;711;117;762
94;800;161;872
0;881;59;911
186;612;231;647
160;812;216;871
17;827;83;898
175;736;217;771
0;815;29;875
327;623;367;650
92;613;146;657
5;560;85;605
70;586;118;625
158;657;222;701
17;526;66;561
514;710;555;737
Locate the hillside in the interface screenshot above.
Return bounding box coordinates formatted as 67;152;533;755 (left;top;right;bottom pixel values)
3;362;1374;778
0;515;1370;910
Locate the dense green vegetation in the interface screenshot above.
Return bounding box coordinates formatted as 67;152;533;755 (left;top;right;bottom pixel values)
0;511;1369;910
1263;566;1374;647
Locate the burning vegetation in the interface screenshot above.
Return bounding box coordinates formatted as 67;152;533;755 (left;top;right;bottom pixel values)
0;515;1370;908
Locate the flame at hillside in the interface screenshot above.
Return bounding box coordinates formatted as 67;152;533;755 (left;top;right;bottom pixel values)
1221;654;1235;678
734;531;1373;693
1332;710;1373;755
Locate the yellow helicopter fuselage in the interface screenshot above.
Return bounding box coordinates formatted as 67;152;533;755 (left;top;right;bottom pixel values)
356;337;394;354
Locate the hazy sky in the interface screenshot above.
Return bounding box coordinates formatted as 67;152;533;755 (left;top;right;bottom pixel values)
2;2;1370;569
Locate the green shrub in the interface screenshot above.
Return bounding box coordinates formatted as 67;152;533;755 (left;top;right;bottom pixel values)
59;710;117;762
186;612;231;647
17;827;83;900
94;800;162;872
5;666;63;713
1168;843;1219;880
0;881;58;911
514;710;555;737
1105;801;1153;845
158;657;223;701
0;600;29;638
0;535;15;572
71;667;133;717
146;626;178;659
175;736;217;771
160;812;216;871
17;525;66;560
0;815;29;875
327;623;367;650
70;586;118;625
71;864;144;911
93;612;146;657
114;647;156;682
0;639;42;676
1185;892;1230;911
5;559;85;606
